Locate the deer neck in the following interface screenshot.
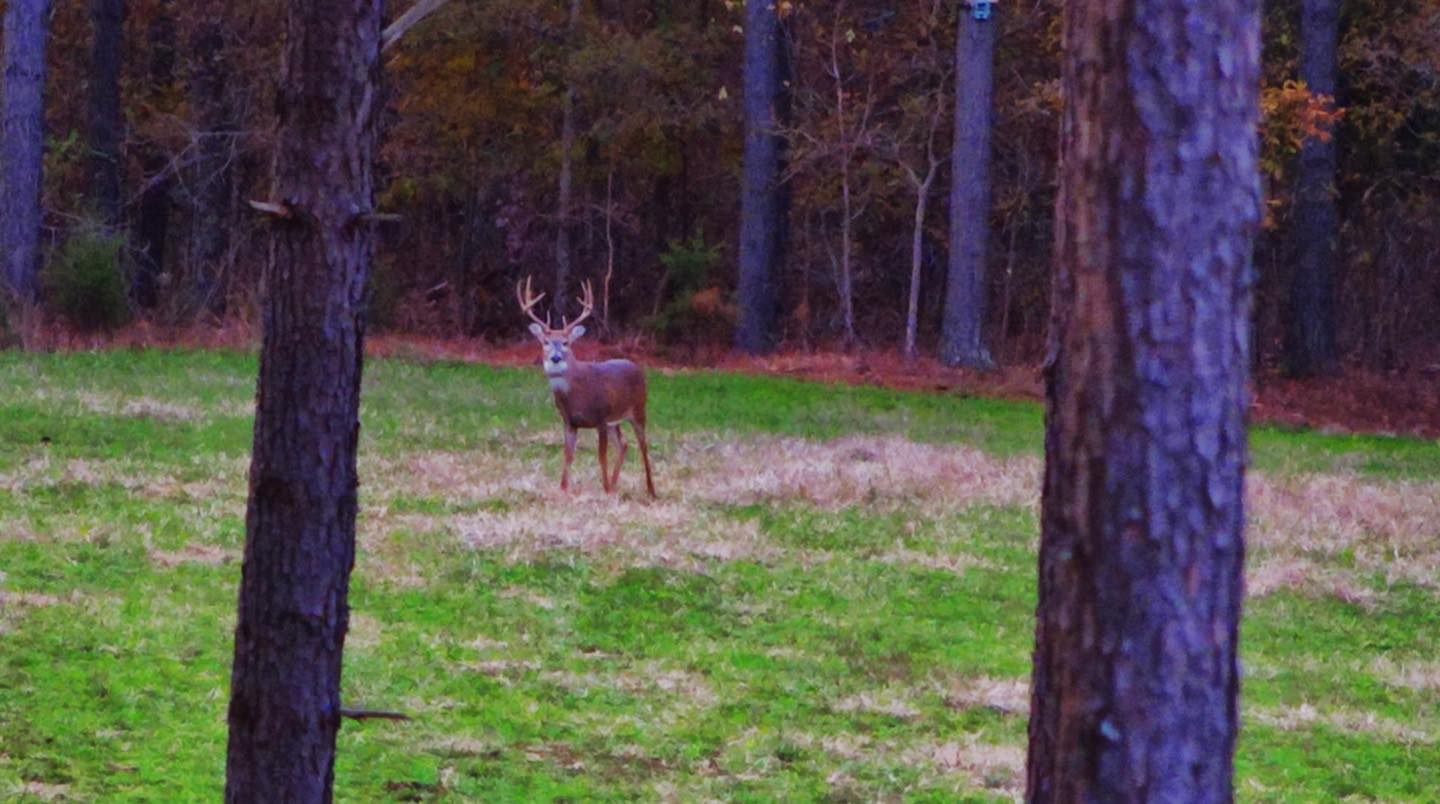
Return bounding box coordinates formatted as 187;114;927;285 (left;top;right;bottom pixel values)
546;359;589;396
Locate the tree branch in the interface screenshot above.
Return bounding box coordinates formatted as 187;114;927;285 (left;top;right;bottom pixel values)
339;707;412;722
382;0;456;53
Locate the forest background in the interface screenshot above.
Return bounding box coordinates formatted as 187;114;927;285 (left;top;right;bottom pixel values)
3;0;1438;376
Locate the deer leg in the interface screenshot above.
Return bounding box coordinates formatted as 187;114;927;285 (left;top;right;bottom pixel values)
609;424;627;490
631;419;657;499
561;426;577;493
598;424;611;493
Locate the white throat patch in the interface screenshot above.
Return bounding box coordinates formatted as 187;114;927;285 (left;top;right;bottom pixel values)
548;376;570;393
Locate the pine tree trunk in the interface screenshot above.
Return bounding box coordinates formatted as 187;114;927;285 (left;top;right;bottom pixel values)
941;5;997;370
1286;0;1340;376
134;0;176;309
224;0;382;798
88;0;126;226
554;0;581;311
0;0;52;303
187;2;236;317
735;0;789;354
1026;0;1260;799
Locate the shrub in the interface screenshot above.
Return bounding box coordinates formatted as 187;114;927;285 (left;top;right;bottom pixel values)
649;231;732;344
45;227;129;331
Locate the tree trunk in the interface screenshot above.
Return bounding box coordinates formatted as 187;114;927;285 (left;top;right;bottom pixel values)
941;5;997;369
187;2;237;317
1026;0;1260;799
554;0;581;311
904;170;934;361
134;0;176;309
224;0;382;798
0;0;52;303
88;0;126;226
735;0;789;354
839;158;855;347
1286;0;1340;376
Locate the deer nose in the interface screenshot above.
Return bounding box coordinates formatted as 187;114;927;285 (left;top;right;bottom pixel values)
550;355;563;364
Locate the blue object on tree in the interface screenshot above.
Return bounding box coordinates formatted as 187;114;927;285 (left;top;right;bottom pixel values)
972;1;993;21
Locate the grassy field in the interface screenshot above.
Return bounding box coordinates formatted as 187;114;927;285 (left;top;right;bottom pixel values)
1;349;1438;801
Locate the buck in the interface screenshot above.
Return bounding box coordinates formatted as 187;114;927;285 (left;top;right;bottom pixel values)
518;277;657;498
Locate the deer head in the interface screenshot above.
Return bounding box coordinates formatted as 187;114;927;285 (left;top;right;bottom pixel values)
517;276;594;377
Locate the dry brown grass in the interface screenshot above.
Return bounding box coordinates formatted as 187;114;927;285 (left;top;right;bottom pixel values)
1249;703;1433;744
0;587;69;637
682;435;1038;512
362;433;1439;614
927;739;1026;799
831;689;923;720
542;663;719;709
8;781;73;802
346;613;384;650
7;420;1434;611
1248;472;1440;601
352;429;1440;609
456;501;772;574
148;543;236;568
0;455;245;504
1369;657;1440;693
30;389;217;422
942;675;1030;716
0;590;63;608
354;434;1021;581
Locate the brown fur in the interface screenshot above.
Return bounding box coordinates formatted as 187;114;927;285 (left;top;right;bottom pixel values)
543;352;657;498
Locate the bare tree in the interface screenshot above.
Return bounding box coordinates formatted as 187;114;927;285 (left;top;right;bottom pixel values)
788;2;881;349
735;0;790;354
186;0;238;316
1027;0;1261;798
134;0;176;309
224;0;383;797
1;0;52;304
895;105;944;362
883;0;950;361
941;1;998;369
821;6;877;349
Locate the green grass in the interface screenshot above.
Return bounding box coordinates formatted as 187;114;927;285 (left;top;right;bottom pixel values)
1;349;1437;800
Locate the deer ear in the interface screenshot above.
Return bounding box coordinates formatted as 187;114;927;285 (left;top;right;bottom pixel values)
528;323;547;340
567;325;587;342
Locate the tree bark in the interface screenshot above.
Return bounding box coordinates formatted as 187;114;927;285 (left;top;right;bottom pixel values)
224;0;382;799
88;0;126;226
838;154;856;347
735;0;789;354
1026;0;1260;799
134;0;176;309
1286;0;1340;376
187;1;237;316
554;0;582;311
0;0;52;304
904;167;936;361
941;4;997;370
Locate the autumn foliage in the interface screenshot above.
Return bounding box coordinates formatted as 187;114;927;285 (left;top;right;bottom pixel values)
9;0;1440;367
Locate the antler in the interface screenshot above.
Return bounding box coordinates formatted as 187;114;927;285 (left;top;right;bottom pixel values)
561;280;595;332
515;276;551;329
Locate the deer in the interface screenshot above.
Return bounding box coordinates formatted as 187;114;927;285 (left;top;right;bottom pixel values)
518;276;657;498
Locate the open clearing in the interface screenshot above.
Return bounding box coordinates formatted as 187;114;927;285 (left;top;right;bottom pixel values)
1;350;1438;800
